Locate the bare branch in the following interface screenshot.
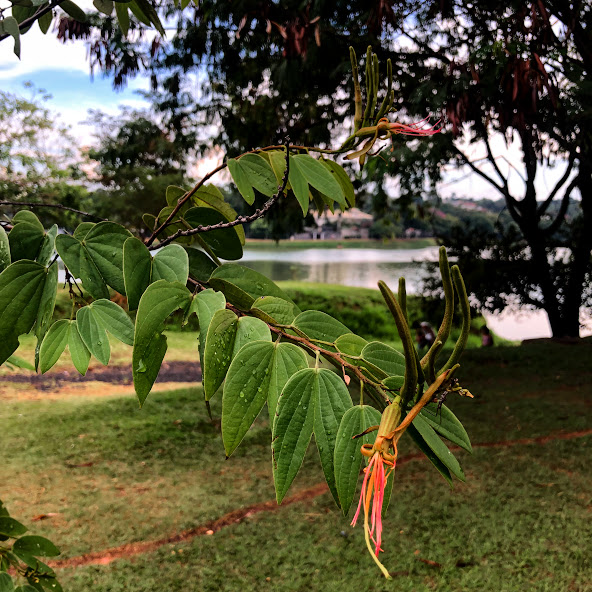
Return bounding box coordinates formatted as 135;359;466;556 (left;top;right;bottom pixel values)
149;145;291;251
0;201;107;221
541;175;579;236
537;156;575;217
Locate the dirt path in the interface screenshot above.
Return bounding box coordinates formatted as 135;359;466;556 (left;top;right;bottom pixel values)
50;427;592;570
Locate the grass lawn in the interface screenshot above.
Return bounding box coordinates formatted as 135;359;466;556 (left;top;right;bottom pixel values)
1;340;591;591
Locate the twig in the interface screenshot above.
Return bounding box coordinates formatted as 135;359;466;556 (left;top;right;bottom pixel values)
149;144;291;251
0;0;66;41
0;201;107;222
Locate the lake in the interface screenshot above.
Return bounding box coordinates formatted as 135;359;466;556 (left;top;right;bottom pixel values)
240;245;589;341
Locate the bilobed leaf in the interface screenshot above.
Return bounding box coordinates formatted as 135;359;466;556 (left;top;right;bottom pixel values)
222;341;307;457
123;237;152;311
183;207;243;260
8;222;44;262
89;299;134;344
115;1;129;34
322;159;355;206
0;261;54;365
68;321;91;375
203;309;238;400
152;244;189;284
361;341;405;377
334;405;382;515
37;224;58;266
250;295;300;325
238;153;278;196
34;262;58;345
166;185;186;206
0;16;21;57
209;264;296;310
272;368;316;503
288;156;310;215
186;248;217;282
0;572;15;592
39;320;70;373
313;369;353;506
0;226;11;272
420;402;472;453
411;415;465;481
191;288;226;361
56;222;132;299
293;310;351;349
0;516;27;538
335;333;368;357
192;185;246;245
60;0;87;22
93;0;113;14
291;154;345;207
12;211;43;229
133;281;192;405
231;316;271;358
13;536;60;557
73;222;95;239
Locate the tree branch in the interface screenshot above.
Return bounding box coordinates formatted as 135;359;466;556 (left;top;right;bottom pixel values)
537;156;575;217
149;145;291;251
0;0;66;42
0;201;107;221
541;175;579;237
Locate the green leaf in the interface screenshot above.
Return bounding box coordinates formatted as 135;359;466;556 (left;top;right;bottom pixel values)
227;158;254;205
191;288;226;361
39;320;70;373
15;586;39;592
267;150;289;187
68;321;91;375
93;0;113;15
60;0;87;22
13;536;60;557
203;309;238;400
192;185;246;245
222;341;307;456
8;222;44;262
312;369;353;505
38;9;52;33
0;573;15;592
411;415;465;481
407;423;453;485
133;281;192;405
34;262;57;346
250;296;299;325
5;355;35;370
186;248;217;282
123;237;152;311
37;225;58;266
0;16;21;57
12;212;43;230
0;226;11;272
0;517;27;538
0;261;53;365
322;159;355;206
335;333;368;357
152;244;189;284
291;154;345;207
73;222;95;239
361;341;405;377
334;405;382;515
420;403;472;453
183;207;243;260
56;222;132;299
132;0;164;35
166;185;186;206
288;156;310;215
76;299;134;365
209;264;297;310
293;310;351;349
115;1;129;34
272;368;316;503
231;316;271;359
227;154;277;205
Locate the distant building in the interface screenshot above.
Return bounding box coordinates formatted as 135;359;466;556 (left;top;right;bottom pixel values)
293;207;374;240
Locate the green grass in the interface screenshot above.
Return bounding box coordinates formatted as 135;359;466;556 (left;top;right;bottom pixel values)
245;238;436;249
1;340;591;591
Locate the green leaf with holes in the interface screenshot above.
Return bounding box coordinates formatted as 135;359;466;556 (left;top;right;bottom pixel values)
203;309;238;400
56;221;132;299
209;264;296;310
334;405;382;515
222;341;308;457
133;281;192;405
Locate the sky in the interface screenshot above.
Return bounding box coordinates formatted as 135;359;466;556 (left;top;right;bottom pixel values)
0;11;576;202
